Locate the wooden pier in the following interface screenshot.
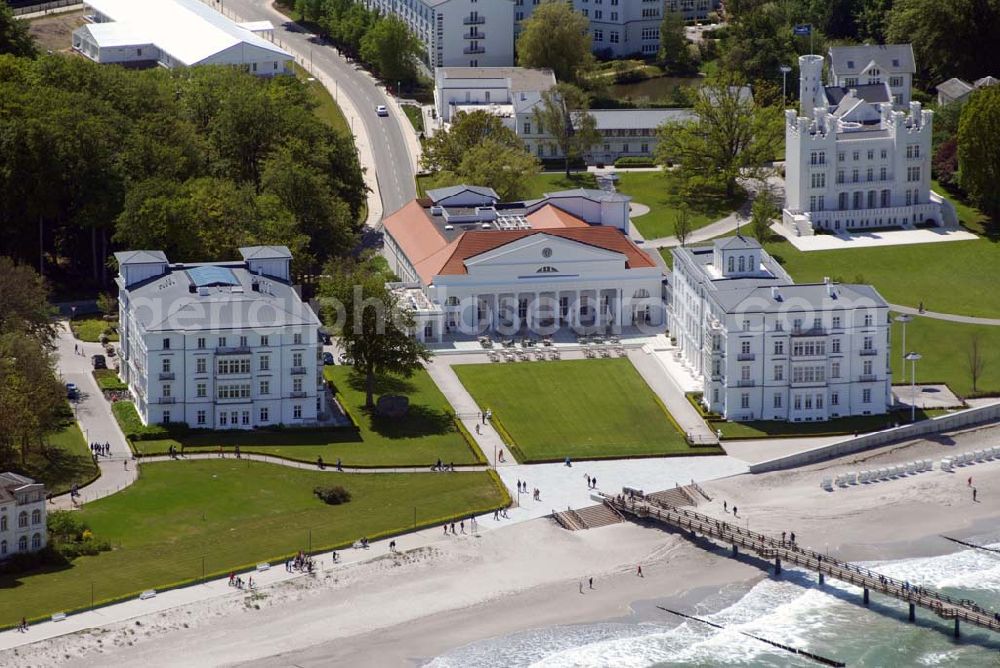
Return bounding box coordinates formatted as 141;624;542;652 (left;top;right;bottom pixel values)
607;494;1000;638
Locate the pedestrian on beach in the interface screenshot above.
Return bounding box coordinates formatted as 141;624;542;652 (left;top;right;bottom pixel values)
723;501;727;512
586;474;591;488
460;521;465;534
968;476;972;487
973;487;978;502
444;524;448;535
475;424;481;435
579;581;583;594
592;476;597;490
782;531;786;544
732;506;737;517
637;565;643;578
790;532;796;543
589;577;594;589
493;509;499;520
123;460;128;471
451;522;456;534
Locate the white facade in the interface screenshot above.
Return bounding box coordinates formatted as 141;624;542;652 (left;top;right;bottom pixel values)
73;0;292;75
382;186;662;342
827;44;915;107
515;0;720;58
783;52;952;236
0;473;47;560
670;236;892;422
115;247;323;430
363;0;515;68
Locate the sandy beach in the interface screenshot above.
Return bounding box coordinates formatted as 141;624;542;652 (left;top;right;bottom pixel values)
6;424;1000;668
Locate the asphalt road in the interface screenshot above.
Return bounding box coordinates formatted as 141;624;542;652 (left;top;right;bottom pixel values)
222;0;417;219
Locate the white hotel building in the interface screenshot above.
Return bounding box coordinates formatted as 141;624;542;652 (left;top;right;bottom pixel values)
783;46;955;236
670;236;892;422
115;247;324;429
0;473;47;560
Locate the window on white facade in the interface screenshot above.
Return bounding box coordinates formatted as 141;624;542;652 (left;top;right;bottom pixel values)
864;335;874;350
740;393;749;409
197;337;205;349
741;340;751;354
260;355;270;371
831;361;840;378
794;395;802;410
260;380;270;395
742;320;750;331
863;389;872;403
831;392;839;406
863;360;873;375
261;335;269;346
774;340;784;355
260;407;269;423
774;393;782;408
294;333;302;344
162;384;171;397
774;364;784;381
197;410;206;425
196;383;206;398
196;357;207;374
741;366;751;381
864;313;873;327
293;405;302;419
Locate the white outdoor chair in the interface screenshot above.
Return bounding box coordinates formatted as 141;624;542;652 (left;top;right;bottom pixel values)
821;477;833;491
940;458;953;471
846;472;858;485
907;462;917;474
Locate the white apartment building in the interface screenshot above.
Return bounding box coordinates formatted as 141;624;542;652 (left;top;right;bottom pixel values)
434;66;691;164
783;50;955;236
827;44;915;107
115;247;324;429
0;473;47;560
382;185;663;341
515;0;720;58
670;236;892;422
73;0;292;75
363;0;515;68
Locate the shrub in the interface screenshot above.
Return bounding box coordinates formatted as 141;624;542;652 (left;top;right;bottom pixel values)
614;156;656;168
46;511;112;560
313;485;352;505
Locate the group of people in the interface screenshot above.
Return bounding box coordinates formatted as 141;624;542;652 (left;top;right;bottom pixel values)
584;474;598;490
90;442;111;458
479;409;493;424
492;507;510;520
286;551;314;573
432;459;455;472
16;617;28;633
227;573;254;590
722;500;738;517
443;518;476;535
167;444;181;459
780;531;797;545
515;480;539;500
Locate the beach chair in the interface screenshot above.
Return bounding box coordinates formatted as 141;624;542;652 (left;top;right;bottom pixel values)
906;462;917;474
926;459;935;470
550;349;561;360
877;468;889;480
821;477;833;491
859;470;871;483
846;472;858;485
975;449;986;462
895;464;907;477
940;458;953;472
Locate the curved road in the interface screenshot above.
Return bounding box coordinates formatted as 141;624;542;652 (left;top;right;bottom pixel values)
222;0;417;220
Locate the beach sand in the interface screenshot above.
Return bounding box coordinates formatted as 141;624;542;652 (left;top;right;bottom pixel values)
7;424;1000;668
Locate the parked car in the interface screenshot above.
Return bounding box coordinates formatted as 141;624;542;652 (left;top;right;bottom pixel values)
92;354;107;369
322;352;335;365
375;104;388;117
66;383;79;399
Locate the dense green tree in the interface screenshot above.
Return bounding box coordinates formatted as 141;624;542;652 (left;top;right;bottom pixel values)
320;260;430;408
888;0;1000;84
855;0;892;42
0;3;36;58
0;257;57;346
359;14;422;87
516;0;593;84
421;110;523;173
958;86;1000;226
532;84;601;177
659;10;698;75
655;78;781;197
454;139;541;201
721;3;799;86
749;189;778;242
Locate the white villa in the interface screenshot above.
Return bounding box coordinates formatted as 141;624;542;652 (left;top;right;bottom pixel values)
670;236;892;422
434;66;692;165
73;0;292;75
783;47;955;236
0;473;47;560
381;185;664;342
115;247;324;429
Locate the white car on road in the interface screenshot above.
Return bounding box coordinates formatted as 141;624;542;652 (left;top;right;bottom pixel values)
375;105;388;117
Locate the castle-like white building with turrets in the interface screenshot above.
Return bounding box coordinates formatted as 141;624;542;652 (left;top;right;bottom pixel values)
782;45;956;236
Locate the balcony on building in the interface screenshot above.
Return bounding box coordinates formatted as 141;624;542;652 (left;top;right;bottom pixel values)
158;372;175;380
216;345;251;355
737;353;755;361
290;366;308;375
463;15;485;24
463;31;485;39
859;348;878;356
463;46;486;54
736;379;755;387
158;396;176;404
859;373;878;382
290;390;308;398
791;327;827;337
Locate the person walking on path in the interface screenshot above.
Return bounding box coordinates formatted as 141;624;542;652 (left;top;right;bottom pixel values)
579;581;583;594
973;487;978;502
637;565;643;578
591;476;597;490
585;474;591;488
723;501;727;512
589;577;594;589
968;476;973;487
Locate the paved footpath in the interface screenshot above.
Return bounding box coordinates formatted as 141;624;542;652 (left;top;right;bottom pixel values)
54;322;137;510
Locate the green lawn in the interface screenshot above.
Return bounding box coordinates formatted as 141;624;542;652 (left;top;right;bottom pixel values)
713;408;950;439
131;367;484;467
453;358;715;462
0;461;506;627
763;237;1000;319
402;104;424;133
525;170;743;240
14;418;99;497
294;63;350;137
93;368;126;391
932;179;990;234
69;316;118;342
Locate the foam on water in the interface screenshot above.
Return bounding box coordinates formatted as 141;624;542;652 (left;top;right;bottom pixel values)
426;543;1000;667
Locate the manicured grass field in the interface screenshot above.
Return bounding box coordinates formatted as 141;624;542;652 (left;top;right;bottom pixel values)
7;417;99;497
0;461;506;627
402;104;424;133
93;368;126;391
525;170;743;240
763;237;1000;319
888;313;1000;398
453;358;710;461
932;179;990;234
131;367;484;467
69;316;118;342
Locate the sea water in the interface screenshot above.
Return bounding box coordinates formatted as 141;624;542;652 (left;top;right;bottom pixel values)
426;539;1000;667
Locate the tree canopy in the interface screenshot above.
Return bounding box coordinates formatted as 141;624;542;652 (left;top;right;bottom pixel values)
320;258;430;408
532;83;601;177
659;10;698;75
0;3;35;58
958;86;1000;228
359;14;422;88
655;79;781;197
517;1;593;84
0;55;366;286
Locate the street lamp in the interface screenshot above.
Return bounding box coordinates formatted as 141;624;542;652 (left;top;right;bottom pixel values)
905;351;922;423
779;65;792;106
894;314;912;383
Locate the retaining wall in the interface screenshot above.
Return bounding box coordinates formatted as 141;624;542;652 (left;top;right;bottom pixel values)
748;403;1000;473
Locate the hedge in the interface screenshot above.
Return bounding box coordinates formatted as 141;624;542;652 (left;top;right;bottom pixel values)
452;416;488;465
614;156;657;168
111;401;183;441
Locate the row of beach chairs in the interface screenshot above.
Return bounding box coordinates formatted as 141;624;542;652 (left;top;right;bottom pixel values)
940;446;1000;471
822;460;935;490
583;345;626;359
